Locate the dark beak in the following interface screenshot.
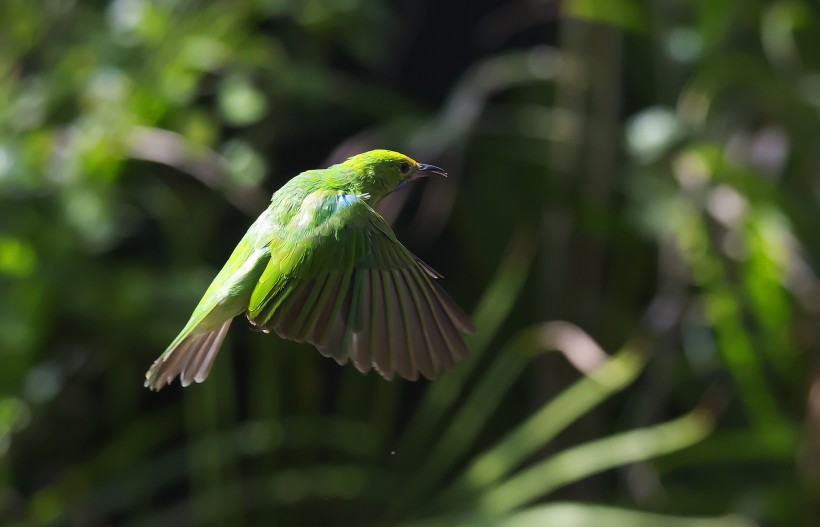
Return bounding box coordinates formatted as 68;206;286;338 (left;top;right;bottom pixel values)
415;163;448;178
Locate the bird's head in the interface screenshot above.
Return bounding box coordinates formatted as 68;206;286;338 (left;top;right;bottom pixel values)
340;149;447;202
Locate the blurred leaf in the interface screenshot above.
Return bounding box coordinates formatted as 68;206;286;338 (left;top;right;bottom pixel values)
407;502;753;527
476;406;715;514
0;236;36;277
438;342;648;506
218;74;269;127
564;0;649;32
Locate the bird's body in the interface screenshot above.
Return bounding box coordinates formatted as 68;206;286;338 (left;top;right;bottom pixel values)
145;150;474;390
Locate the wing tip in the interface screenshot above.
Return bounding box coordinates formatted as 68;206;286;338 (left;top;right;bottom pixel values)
144;320;232;392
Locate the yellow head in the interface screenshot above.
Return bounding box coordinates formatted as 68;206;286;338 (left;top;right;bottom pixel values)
340;149;447;202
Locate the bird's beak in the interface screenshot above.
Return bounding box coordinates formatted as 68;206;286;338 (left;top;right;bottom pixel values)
414;163;448;178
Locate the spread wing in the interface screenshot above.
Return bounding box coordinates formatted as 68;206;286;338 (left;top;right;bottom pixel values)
246;191;474;380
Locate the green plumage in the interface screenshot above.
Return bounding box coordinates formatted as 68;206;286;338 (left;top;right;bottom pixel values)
145;150;474;391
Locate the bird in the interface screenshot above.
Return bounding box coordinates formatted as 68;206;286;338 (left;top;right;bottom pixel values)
145;149;475;391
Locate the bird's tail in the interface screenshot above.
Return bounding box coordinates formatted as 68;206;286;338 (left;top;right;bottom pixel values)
144;319;233;391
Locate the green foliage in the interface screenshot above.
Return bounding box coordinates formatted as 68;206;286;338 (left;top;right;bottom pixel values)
2;0;820;526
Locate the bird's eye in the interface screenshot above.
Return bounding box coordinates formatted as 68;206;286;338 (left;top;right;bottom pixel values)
399;162;411;174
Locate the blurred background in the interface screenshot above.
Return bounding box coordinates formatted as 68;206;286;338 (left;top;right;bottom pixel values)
2;0;820;525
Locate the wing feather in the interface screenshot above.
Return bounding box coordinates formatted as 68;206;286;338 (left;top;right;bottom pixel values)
272;280;316;341
399;267;439;377
408;264;470;367
315;271;353;349
394;268;428;379
429;281;476;334
369;270;391;377
150;337;195;388
193;320;232;383
247;191;473;381
290;273;331;341
387;269;416;380
145;319;233;390
349;269;373;373
251;281;295;330
373;237;424;377
307;273;344;349
322;278;354;363
180;330;218;386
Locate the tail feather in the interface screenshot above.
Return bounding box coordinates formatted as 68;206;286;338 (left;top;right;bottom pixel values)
145;320;233;391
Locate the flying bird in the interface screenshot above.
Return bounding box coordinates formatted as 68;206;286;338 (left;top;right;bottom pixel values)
145;150;474;390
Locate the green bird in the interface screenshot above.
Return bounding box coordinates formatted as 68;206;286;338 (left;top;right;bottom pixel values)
145;150;474;391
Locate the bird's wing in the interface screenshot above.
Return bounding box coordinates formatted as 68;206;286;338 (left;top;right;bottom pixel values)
145;222;271;391
247;191;474;380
